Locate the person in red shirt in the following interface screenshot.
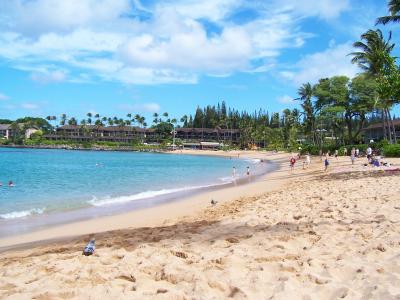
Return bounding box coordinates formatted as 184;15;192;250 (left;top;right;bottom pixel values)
290;157;296;172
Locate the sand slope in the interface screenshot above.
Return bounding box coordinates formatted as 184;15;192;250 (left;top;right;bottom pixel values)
1;156;400;299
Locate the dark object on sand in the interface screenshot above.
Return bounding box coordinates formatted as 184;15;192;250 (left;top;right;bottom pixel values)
83;239;95;256
211;199;218;205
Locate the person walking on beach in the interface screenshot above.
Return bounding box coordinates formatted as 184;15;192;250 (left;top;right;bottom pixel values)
305;153;311;168
232;166;237;178
319;149;323;161
324;154;330;172
351;147;356;165
355;148;359;157
290;156;296;172
246;166;250;176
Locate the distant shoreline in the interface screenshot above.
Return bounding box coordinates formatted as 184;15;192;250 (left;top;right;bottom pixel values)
0;144;170;153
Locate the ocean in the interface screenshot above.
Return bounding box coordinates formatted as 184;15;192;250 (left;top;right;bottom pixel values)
0;148;270;236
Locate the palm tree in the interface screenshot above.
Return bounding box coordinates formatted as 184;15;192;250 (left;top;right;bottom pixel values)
349;29;396;142
376;0;400;25
180;115;188;127
60;114;67;126
153;113;159;125
87;112;93;125
296;82;315;143
350;29;395;75
68;117;77;126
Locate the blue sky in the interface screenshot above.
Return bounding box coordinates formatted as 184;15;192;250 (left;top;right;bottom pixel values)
0;0;399;123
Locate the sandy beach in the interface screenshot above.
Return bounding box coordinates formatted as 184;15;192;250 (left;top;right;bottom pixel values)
1;151;400;299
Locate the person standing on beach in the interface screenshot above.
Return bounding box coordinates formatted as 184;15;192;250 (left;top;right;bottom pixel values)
246;166;250;176
324;154;330;172
355;148;359;157
305;153;311;168
232;166;237;178
319;149;323;161
351;147;356;165
290;157;296;172
366;145;373;162
344;147;348;156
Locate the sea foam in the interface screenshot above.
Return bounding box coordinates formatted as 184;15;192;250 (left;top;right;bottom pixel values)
0;208;45;219
88;183;222;207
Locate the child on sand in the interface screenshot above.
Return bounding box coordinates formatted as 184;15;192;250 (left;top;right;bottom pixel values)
351;147;356;165
324;154;329;172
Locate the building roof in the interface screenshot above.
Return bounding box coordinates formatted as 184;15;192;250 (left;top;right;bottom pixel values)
176;127;240;133
363;119;400;130
58;125;149;132
0;124;11;130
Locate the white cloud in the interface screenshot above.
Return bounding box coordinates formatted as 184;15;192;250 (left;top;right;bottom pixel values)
276;0;350;20
119;102;161;113
0;0;350;85
2;0;131;36
21;103;40;110
157;0;242;23
0;93;9;101
281;43;359;86
30;70;66;84
278;95;295;104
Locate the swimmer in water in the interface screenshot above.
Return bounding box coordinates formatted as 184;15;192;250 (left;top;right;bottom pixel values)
8;181;14;187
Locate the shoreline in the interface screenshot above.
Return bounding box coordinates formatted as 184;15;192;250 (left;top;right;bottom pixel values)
0;150;289;251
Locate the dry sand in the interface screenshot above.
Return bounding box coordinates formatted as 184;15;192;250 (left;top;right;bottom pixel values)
1;152;400;299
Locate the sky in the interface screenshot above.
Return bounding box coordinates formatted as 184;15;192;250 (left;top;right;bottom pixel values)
0;0;399;123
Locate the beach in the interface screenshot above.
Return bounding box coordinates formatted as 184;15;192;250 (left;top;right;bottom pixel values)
1;151;400;299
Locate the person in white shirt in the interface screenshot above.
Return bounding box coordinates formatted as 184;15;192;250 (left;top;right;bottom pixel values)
366;146;373;162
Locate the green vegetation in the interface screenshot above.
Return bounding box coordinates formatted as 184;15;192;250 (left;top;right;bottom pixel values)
382;144;400;157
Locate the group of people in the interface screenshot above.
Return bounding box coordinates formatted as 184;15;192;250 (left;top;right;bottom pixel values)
232;166;251;178
0;181;15;187
289;144;386;173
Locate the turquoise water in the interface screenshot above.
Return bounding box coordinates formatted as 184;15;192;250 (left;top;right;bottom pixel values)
0;148;268;234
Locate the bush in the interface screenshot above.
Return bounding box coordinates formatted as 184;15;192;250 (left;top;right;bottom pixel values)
382;144;400;157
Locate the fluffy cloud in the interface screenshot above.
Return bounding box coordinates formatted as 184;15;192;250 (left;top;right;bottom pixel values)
2;0;131;36
0;0;350;85
281;43;360;86
118;102;161;113
276;0;350;20
30;70;66;84
21;103;40;110
278;95;295;105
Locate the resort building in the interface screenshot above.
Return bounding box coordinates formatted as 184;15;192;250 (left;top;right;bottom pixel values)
362;120;400;142
0;124;12;139
25;127;39;139
44;125;241;145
